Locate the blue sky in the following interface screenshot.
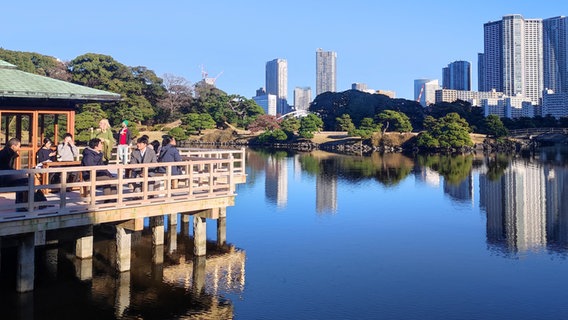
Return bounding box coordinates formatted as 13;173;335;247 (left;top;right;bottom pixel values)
1;1;565;101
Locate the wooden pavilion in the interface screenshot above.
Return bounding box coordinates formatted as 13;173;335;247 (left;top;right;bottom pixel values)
0;59;121;168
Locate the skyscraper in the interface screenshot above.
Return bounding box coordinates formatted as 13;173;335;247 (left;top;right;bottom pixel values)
414;79;439;107
265;58;288;115
543;16;568;94
316;49;337;96
478;15;543;103
293;87;311;111
442;61;471;90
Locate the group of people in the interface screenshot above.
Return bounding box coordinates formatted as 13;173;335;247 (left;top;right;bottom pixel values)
0;117;184;209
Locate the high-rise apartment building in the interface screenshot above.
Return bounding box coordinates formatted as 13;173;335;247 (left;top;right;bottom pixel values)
442;61;471;90
266;58;288;115
316;49;337;96
293;87;311;111
543;16;568;94
478;15;543;103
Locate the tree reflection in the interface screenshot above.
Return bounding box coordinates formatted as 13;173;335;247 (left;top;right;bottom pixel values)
298;152;413;186
416;154;473;185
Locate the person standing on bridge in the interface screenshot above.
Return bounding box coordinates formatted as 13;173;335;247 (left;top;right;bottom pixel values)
90;118;115;165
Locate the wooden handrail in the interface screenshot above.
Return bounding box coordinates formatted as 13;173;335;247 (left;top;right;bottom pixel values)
0;157;240;219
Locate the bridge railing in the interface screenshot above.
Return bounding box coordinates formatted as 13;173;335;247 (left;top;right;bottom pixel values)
509;127;568;136
0;157;238;220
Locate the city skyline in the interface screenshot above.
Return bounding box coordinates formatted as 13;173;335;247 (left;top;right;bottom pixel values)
0;1;565;102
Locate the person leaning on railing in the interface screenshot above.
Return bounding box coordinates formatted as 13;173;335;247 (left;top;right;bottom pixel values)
81;138;116;197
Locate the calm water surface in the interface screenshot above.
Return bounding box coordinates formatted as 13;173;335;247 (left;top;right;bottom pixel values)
1;147;568;319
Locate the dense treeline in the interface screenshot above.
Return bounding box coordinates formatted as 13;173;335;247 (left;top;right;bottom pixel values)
0;48;264;140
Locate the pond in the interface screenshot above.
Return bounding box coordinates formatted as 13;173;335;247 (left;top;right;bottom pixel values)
1;147;567;319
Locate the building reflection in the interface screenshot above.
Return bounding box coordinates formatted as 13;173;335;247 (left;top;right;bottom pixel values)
265;155;288;208
316;173;338;214
480;160;568;255
443;172;473;204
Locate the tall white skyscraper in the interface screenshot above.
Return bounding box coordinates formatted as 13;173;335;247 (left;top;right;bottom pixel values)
316;49;337;96
442;61;471;90
293;87;311;111
479;14;543;103
543;16;568;94
266;58;288;115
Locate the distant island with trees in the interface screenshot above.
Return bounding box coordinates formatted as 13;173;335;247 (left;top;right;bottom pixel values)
1;48;566;154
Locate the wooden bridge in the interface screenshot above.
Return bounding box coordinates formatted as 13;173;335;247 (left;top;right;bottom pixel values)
0;148;246;292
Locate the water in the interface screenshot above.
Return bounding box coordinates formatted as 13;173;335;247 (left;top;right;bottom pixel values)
1;147;568;319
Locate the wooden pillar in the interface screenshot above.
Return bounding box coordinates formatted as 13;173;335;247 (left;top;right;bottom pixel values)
76;226;94;259
193;216;207;256
150;216;164;246
115;227;132;272
217;207;227;247
17;233;35;293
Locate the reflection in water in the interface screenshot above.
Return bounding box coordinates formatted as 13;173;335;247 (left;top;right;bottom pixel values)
0;225;245;320
265;153;288;207
249;148;568;255
480;159;568;255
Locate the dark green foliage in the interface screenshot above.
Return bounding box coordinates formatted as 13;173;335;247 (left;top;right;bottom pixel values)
377;110;413;133
299;114;323;139
168;127;187;141
335;114;356;133
182;113;216;135
484;115;508;138
416;113;473;149
310;90;425;131
258;129;288;143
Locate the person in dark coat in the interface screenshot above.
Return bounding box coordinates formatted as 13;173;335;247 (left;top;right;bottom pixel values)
0;138;46;210
36;138;57;164
156;135;182;175
81;138;115;196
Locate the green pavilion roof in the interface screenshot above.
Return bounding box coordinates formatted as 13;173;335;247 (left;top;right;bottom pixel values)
0;59;121;102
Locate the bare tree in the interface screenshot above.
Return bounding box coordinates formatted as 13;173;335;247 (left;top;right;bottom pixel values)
157;73;193;121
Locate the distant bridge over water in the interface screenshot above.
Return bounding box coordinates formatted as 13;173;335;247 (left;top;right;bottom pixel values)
508;127;568;144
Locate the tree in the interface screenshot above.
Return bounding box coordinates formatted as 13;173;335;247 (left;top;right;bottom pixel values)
247;114;280;133
416;113;473;149
353;117;381;139
168;127;187;141
157;73;192;122
484;115;508;138
182;113;216;135
336;114;356;133
280;117;301;138
299;114;323;139
74;104;108;142
377;110;412;133
258;129;288;143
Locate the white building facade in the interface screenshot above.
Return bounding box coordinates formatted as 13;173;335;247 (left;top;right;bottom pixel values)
316;49;337;96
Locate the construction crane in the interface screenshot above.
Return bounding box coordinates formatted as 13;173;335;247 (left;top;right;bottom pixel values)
416;84;424;103
199;65;223;86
